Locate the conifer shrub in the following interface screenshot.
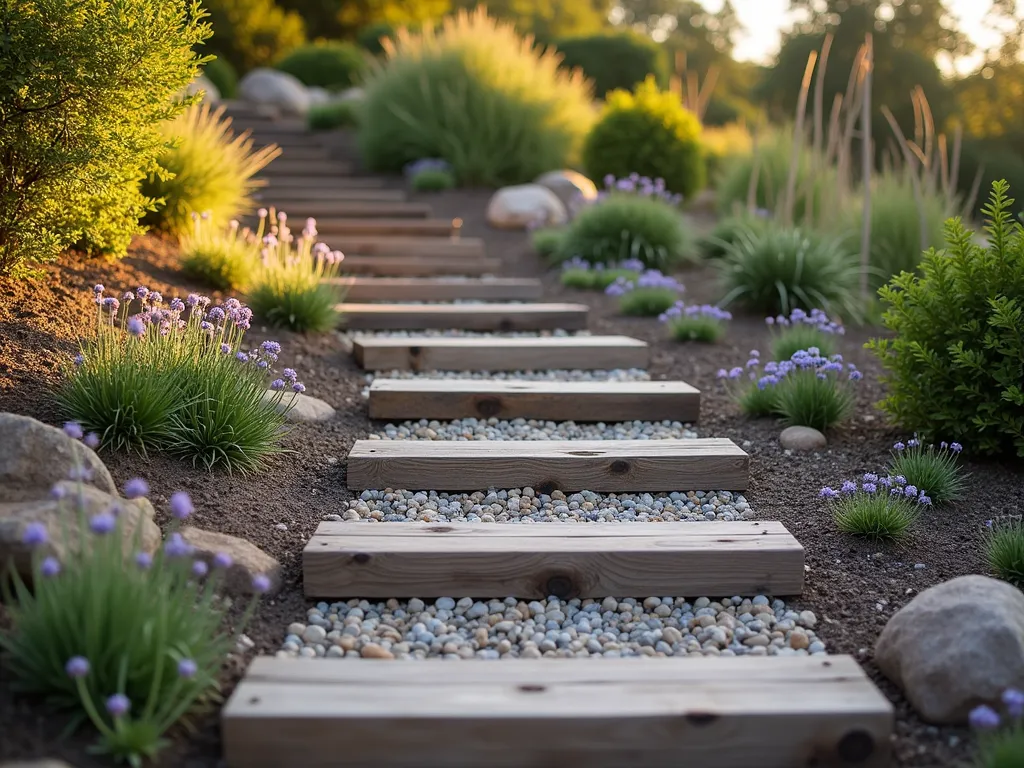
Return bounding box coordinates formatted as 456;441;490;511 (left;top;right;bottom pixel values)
358;8;594;187
582;77;705;199
0;0;209;275
867;181;1024;457
275;41;367;90
552;32;668;99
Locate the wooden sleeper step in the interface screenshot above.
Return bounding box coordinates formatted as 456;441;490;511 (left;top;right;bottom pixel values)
222;656;894;768
303;521;802;598
260;159;354;176
325;235;484;258
352;335;649;371
314;217;459;237
340;255;500;277
253;188;407;203
339;302;589;332
333;276;543;302
258;176;387;189
368;378;699;422
345;437;749;492
255;202;432;219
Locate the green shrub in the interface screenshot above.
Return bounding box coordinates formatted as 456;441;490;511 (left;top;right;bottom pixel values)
180;215;258;291
773;354;858;431
886;438;967;504
1;449;272;766
558;258;643;290
617;287;680;317
986;521;1024;589
582;77;705;199
0;0;209;276
532;227;567;258
845;172;951;288
718;356;778;417
717;224;862;319
357;21;397;56
553;32;668;99
716;128;836;225
143;103;280;237
867;181;1024;457
411;168;456;192
699;213;771;259
822;478;924;541
308;100;361;131
554;193;697;270
358;8;595;187
203;56;238;98
275;41;366;90
204;0;306;73
59;286;300;472
767;307;844;361
248;211;345;332
661;303;732;343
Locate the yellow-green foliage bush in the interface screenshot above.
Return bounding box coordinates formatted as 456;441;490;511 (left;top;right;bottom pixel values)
358;8;595;187
582;78;706;199
553;32;668;99
142;103;280;237
203;0;305;72
702;122;753;183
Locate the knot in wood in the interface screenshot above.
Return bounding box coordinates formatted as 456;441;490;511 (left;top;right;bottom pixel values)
351;552;371;565
475;397;502;418
610;460;630;474
836;730;875;763
544;575;575;599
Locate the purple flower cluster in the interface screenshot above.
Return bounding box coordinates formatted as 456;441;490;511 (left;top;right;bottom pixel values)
893;438;963;454
605;269;684;296
658;301;732;323
207;297;253;333
766;307;845;335
969;688;1024;730
819;472;933;505
599;173;683;206
403;158;452;177
560;256;646;273
717;348;863;389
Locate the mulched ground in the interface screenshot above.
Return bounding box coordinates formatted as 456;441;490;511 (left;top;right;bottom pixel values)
2;140;1022;767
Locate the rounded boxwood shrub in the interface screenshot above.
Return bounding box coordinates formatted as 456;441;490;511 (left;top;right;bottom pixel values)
867;181;1024;458
553;193;696;271
553;32;668;100
357;21;397;56
203;56;238;99
275;41;367;90
358;8;594;187
307;100;361;131
582;77;705;199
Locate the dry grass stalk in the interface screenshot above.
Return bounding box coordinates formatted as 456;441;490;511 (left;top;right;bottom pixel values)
859;35;874;301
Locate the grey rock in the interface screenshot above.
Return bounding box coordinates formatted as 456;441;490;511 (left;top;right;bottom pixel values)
486;184;567;230
181;527;282;597
239;68;310;115
264;391;336;423
875;575;1024;723
534;170;598;215
779;425;827;452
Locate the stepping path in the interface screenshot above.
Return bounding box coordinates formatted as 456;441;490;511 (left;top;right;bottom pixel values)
220;104;894;767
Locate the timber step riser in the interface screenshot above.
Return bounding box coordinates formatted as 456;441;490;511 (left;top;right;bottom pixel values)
338;303;589;332
367;379;700;422
323;236;484;257
222;656;895;768
253;190;408;203
333;277;543;302
340;256;500;277
303;521;803;599
248;203;433;219
345;438;749;493
255;177;388;189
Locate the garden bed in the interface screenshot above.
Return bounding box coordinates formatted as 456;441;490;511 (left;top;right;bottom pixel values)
0;183;1020;767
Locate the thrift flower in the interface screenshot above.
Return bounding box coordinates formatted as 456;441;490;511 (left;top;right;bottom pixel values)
951;442;963;453
135;552;153;570
969;704;1001;730
213;552;233;569
819;487;839;499
65;656;90;678
192;560;209;578
126;316;146;337
270;379;285;391
123;478;149;499
106;694;130;718
22;522;48;548
840;480;858;495
63;421;84;440
84;433;100;449
1003;688;1024;718
169;492;194;520
165;533;192;558
178;659;198;679
252;574;272;593
89;512;116;535
73;354;85;366
40;556;61;577
292;382;306;393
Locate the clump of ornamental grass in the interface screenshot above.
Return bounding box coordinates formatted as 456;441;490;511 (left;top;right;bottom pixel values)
533;227;567;259
143;103;280;237
179;213;259;291
886;438;967;504
411;168;456;192
719;348;863;430
0;429;275;767
968;688;1024;766
717;223;863;319
766;307;845;362
606;270;685;317
248;210;346;333
660;301;731;343
597;173;682;206
698;210;772;259
307;100;361;131
820;474;931;541
58;286;302;473
558;257;644;290
984;520;1024;589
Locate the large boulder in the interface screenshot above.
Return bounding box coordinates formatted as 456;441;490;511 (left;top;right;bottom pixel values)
0;413;115;502
239;68;311;116
875;575;1024;723
486;184;568;230
306;86;331;106
1;482;161;579
534;170;598;215
181;527;282;597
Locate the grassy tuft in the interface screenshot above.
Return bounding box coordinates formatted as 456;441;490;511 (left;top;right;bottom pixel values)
308;100;361;131
662;303;731;343
886;439;967;504
532;227;567;258
411;168;456;192
831;492;920;541
179;215;258;291
986;521;1024;588
617;287;680;317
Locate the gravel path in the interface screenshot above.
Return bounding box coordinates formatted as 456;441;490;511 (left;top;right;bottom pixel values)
368;417;698;441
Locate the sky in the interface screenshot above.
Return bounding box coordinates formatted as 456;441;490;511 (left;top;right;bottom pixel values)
700;0;1012;75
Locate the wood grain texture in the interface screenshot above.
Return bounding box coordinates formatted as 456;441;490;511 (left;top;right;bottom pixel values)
340;255;500;277
303;521;803;598
253;202;431;219
260;159;354;176
222;656;894;768
368;378;699;422
254;188;406;203
339;303;589;332
333;276;543;302
314;218;457;237
352;335;649;371
345;438;749;492
323;236;484;257
256;176;387;189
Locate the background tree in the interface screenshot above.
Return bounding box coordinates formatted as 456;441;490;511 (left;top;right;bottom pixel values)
203;0;306;72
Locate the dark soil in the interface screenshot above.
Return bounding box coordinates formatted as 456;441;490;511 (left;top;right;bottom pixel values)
1;131;1022;768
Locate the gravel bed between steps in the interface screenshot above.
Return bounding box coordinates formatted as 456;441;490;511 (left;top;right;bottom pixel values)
368;417;698;441
361;369;652;397
343;329;590;340
277;595;824;660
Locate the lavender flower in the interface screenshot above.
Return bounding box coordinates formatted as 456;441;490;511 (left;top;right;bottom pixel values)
65;656;90;678
84;433;100;449
862;483;878;494
93;284;104;294
840;480;858;495
22;522;48;548
819;487;839;499
252;574;272;594
893;441;906;451
73;353;85;366
951;442;963;453
283;368;298;382
126;316;146;337
220;343;231;354
270;379;285;391
105;694;130;718
123;477;149;499
178;659;198;679
164;532;192;558
136;287;149;299
213;552;233;569
169;492;193;520
969;704;1001;730
1003;688;1024;718
135;552;153;570
89;512;116;535
191;560;208;578
63;421;84;440
40;556;61;577
292;382;306;393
